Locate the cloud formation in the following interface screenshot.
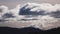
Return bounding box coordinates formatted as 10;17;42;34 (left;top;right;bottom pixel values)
0;2;60;30
0;5;8;17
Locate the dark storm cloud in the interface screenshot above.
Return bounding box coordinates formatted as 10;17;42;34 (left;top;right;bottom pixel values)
19;3;60;18
48;10;60;18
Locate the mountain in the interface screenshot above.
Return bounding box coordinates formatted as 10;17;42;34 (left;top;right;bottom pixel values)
0;27;60;34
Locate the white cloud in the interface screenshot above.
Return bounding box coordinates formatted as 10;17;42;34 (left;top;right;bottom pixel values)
31;15;59;30
9;4;21;17
0;2;60;30
0;5;8;18
19;3;60;30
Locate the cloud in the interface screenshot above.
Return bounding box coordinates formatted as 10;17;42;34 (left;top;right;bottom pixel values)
19;2;60;30
0;5;17;19
0;4;21;18
0;2;60;30
0;5;8;17
31;15;59;30
9;4;21;17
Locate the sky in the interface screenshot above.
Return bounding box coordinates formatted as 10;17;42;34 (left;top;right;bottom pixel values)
0;0;60;30
0;0;60;9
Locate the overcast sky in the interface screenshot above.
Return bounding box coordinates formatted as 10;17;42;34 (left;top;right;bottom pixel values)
0;0;60;9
